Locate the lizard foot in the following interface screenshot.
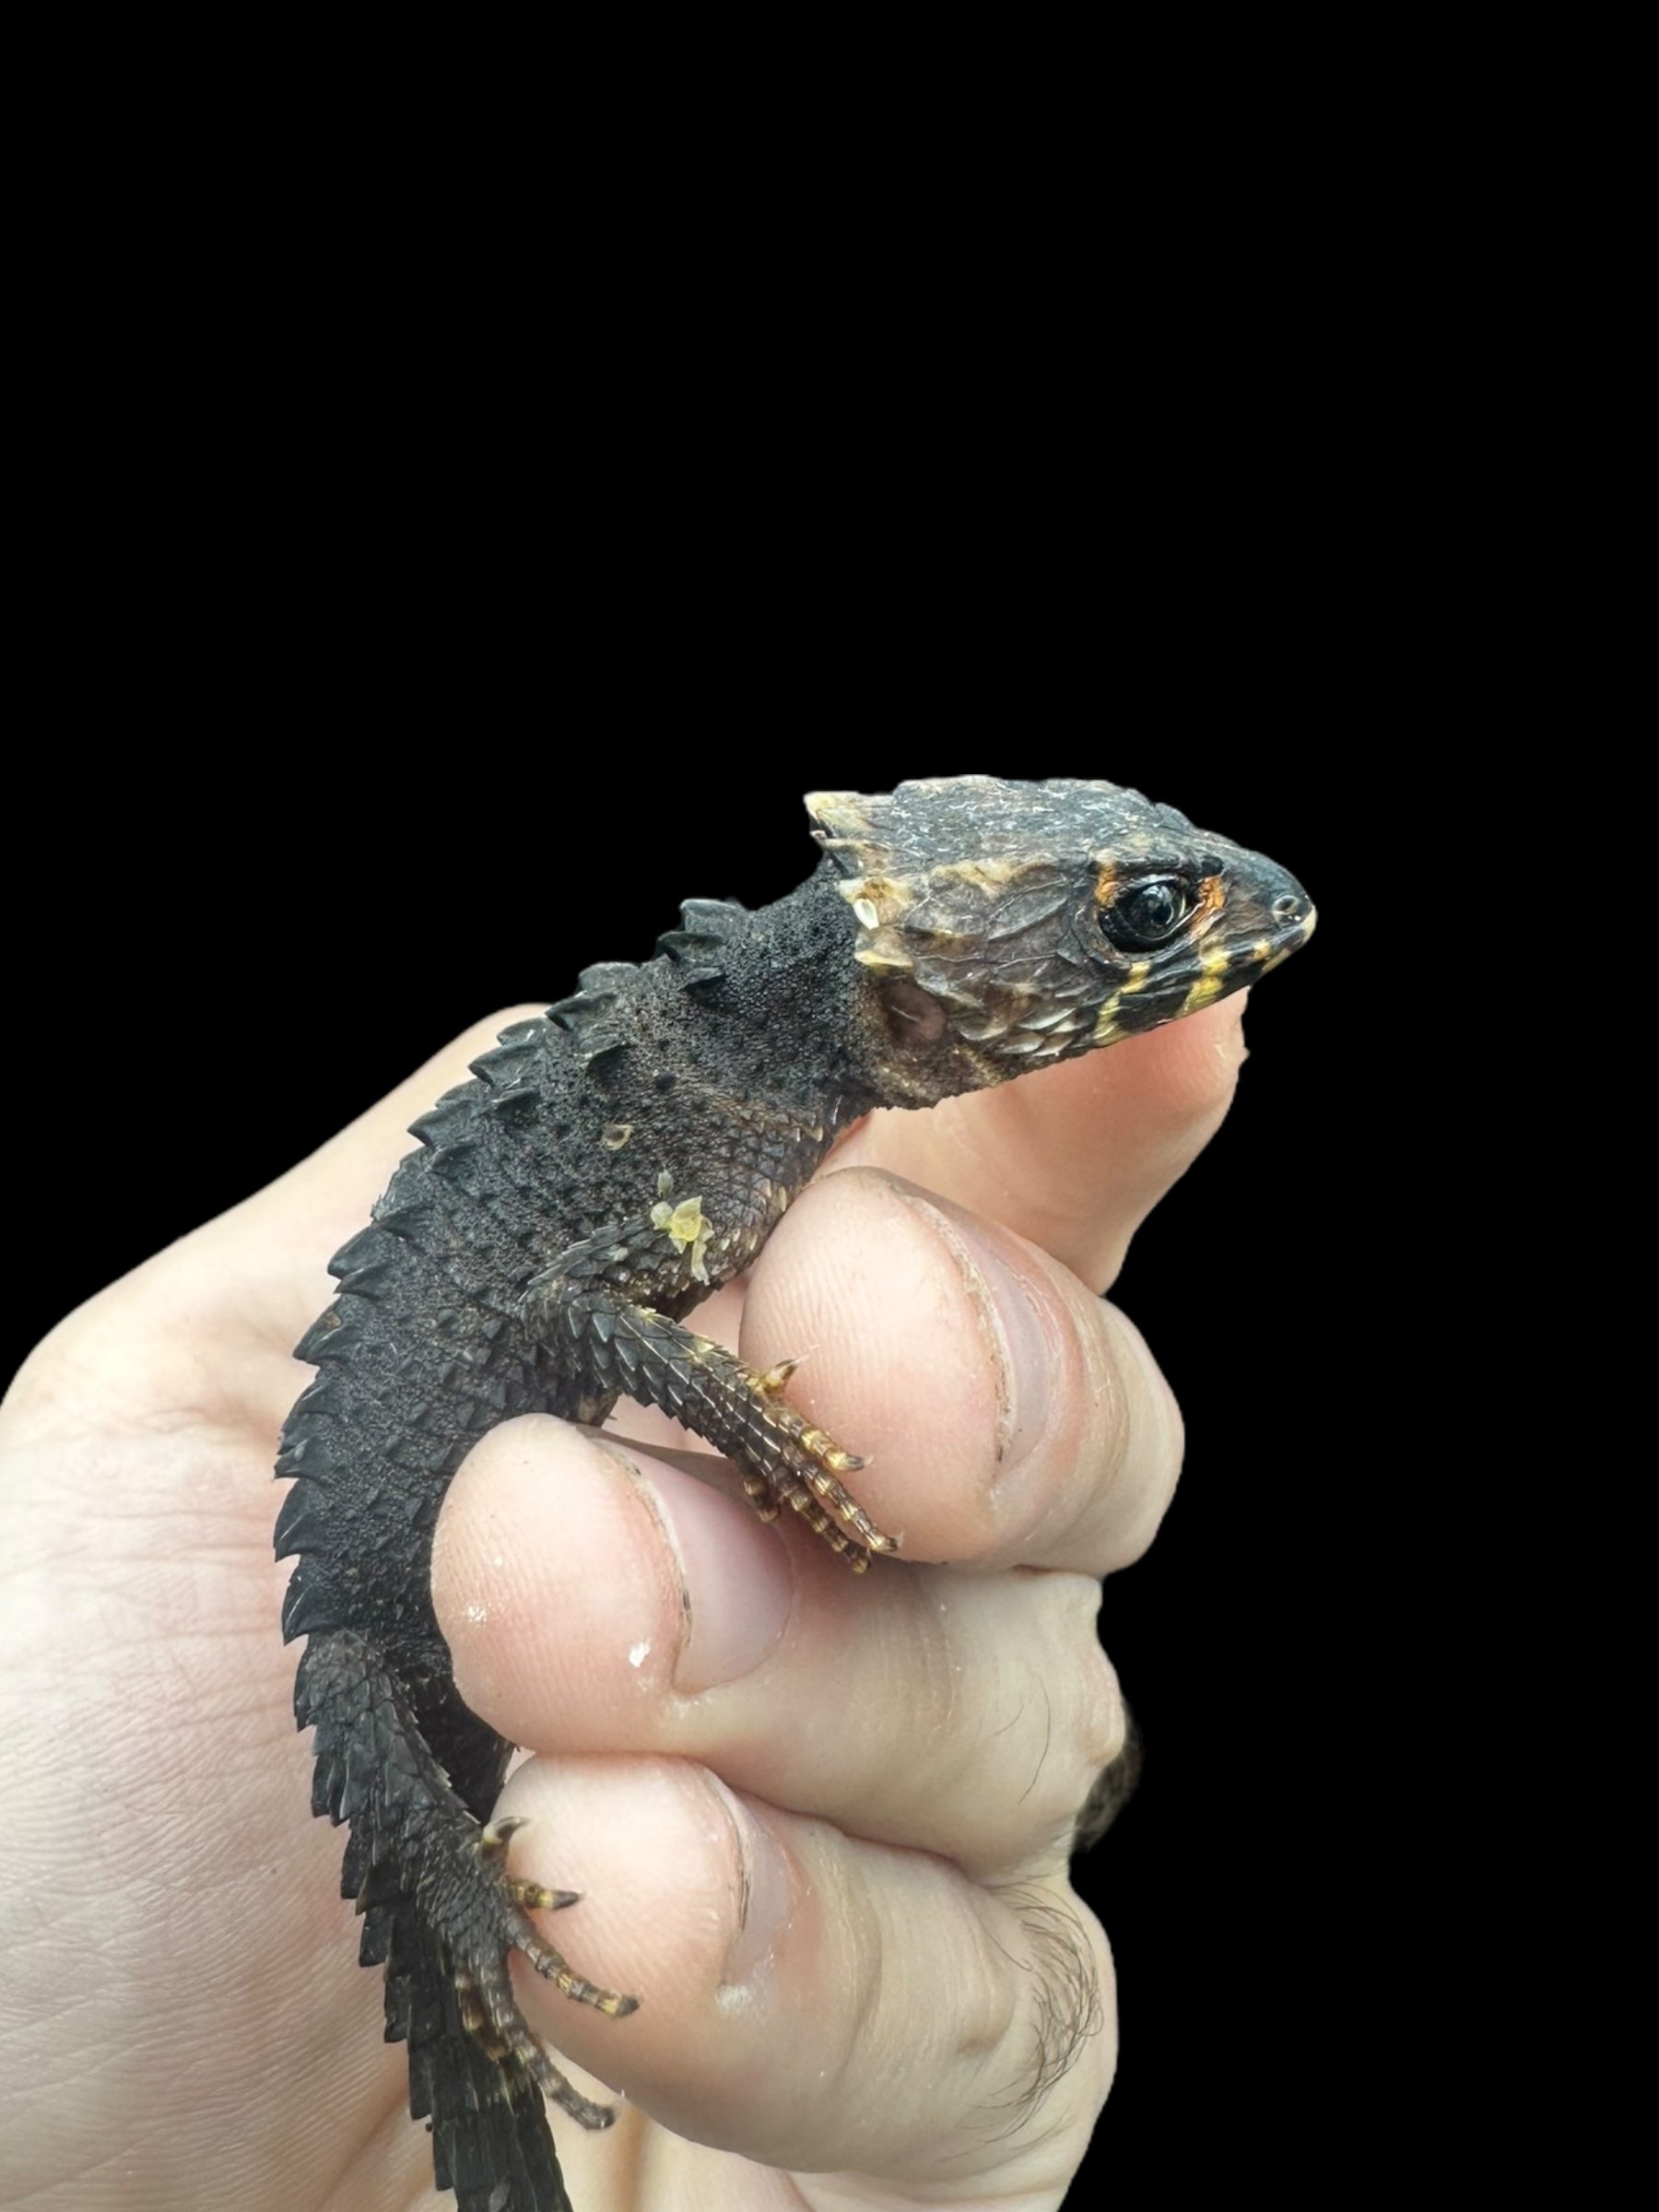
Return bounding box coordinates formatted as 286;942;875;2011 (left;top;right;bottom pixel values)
530;1277;903;1570
735;1437;896;1571
662;1328;900;1568
450;1818;640;2127
731;1358;901;1569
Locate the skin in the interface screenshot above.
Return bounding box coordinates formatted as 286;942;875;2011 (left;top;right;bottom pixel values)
0;990;1248;2212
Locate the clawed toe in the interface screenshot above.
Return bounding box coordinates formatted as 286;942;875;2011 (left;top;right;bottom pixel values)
449;1817;641;2128
517;1930;641;2019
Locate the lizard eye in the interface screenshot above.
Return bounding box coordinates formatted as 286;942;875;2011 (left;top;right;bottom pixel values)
1100;876;1196;950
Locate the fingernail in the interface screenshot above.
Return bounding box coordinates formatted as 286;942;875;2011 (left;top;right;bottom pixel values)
897;1193;1054;1475
613;1453;798;1695
703;1773;795;1992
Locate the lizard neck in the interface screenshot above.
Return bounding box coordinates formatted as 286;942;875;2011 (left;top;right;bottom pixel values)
692;864;1031;1120
669;865;885;1133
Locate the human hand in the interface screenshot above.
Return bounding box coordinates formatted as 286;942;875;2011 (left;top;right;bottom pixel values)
0;994;1247;2210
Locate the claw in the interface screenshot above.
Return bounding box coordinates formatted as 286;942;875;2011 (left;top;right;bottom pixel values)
480;1816;528;1854
756;1354;805;1395
742;1472;782;1523
521;1936;641;2018
514;1880;582;1912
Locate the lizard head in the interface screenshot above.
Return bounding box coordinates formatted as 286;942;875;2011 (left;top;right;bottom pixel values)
807;776;1315;1102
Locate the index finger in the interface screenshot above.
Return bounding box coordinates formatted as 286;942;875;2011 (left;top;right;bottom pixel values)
836;994;1250;1289
618;997;1249;1574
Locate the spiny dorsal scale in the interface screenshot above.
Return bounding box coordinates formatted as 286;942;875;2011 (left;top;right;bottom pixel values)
483;1082;539;1115
372;1199;436;1238
328;1226;399;1280
656;896;747;976
287;1372;343;1421
408;1099;477;1149
576;962;638;995
679;897;746;934
560;1005;617;1040
281;1573;333;1640
653;931;712;965
426;1143;483;1182
547;983;636;1066
469;1041;541;1087
296;1314;358;1364
274;1481;325;1554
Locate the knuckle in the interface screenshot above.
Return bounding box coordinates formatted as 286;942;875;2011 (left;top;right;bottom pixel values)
1024;1577;1125;1817
1075;1641;1127;1775
1081;1302;1185;1553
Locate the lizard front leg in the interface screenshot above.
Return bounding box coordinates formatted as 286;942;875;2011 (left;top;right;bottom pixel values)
523;1200;900;1570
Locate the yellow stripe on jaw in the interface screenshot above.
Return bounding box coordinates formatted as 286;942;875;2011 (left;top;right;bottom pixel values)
1179;947;1232;1016
1093;959;1156;1041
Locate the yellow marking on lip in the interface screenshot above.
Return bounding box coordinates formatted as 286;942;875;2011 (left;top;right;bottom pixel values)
1181;948;1232;1015
1123;958;1152;994
1259;909;1316;972
1092;994;1124;1041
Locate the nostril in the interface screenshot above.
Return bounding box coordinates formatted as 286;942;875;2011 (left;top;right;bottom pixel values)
1273;893;1301;918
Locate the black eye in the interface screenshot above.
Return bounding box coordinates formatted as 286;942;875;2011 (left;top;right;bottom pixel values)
1100;876;1195;950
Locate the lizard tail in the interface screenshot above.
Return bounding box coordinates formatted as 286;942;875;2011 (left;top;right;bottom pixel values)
297;1627;571;2212
370;1884;571;2212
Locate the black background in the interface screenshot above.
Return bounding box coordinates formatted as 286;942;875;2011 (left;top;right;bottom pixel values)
6;731;1370;2197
